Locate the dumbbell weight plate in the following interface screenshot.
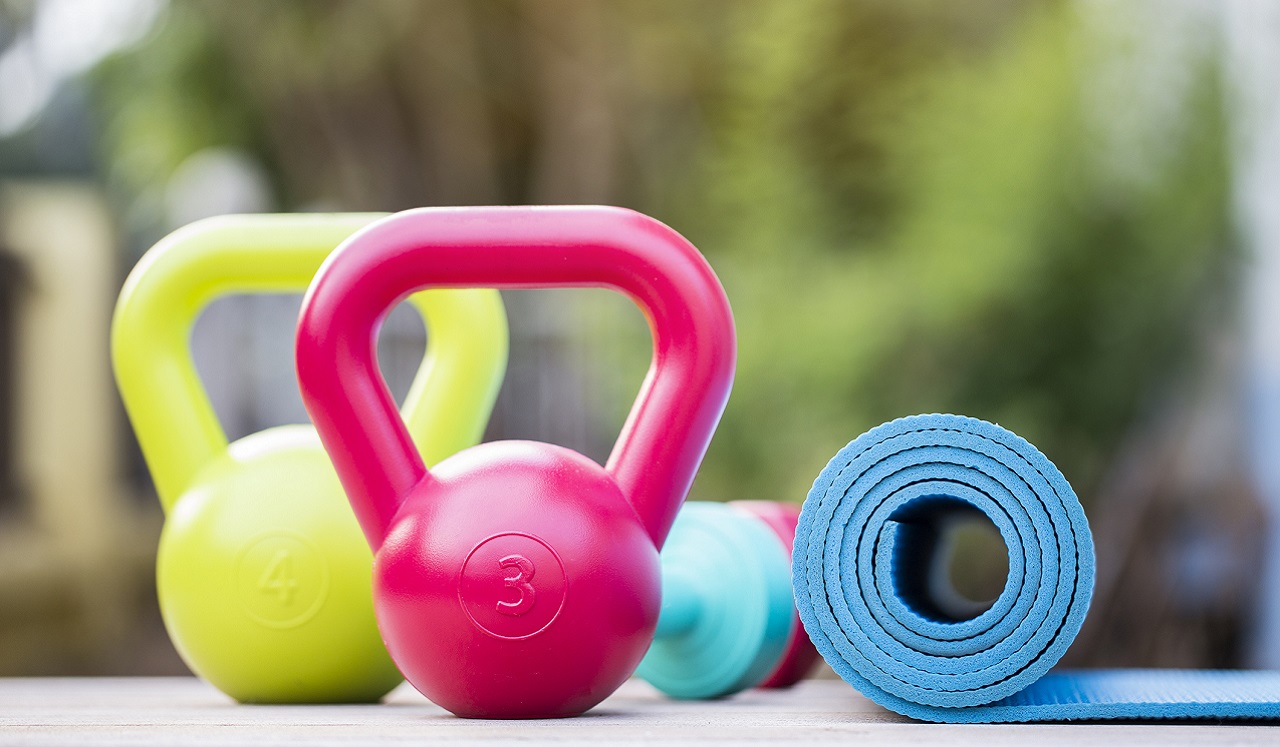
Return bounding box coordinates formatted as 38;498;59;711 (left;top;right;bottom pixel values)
635;502;793;699
732;500;821;688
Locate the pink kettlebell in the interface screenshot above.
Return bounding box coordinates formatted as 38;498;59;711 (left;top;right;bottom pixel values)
295;206;736;718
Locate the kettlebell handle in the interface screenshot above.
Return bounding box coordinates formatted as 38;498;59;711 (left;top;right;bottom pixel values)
112;213;508;511
296;206;736;549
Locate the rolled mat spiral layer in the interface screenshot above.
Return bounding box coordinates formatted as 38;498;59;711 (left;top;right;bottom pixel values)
793;413;1280;722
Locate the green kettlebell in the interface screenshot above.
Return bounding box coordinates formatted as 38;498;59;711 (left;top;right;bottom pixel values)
111;213;508;703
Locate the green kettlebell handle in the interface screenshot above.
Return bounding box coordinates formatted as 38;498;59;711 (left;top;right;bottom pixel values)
111;213;508;512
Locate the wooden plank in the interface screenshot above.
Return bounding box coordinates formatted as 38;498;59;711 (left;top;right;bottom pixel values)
1;677;1277;745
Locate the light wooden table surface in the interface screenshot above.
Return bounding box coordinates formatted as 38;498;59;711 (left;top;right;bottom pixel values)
1;677;1278;745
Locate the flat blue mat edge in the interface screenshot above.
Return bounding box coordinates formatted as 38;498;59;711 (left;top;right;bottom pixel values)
793;413;1280;723
903;670;1280;722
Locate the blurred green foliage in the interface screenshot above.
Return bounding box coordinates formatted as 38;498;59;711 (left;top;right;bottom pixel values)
677;1;1233;508
89;0;1233;509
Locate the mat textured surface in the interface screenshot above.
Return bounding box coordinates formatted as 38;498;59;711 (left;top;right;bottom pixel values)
793;413;1280;722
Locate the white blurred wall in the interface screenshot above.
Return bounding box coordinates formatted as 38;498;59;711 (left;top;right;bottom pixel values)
1225;0;1280;668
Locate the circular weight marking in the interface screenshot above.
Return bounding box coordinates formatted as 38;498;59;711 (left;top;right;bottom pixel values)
459;533;567;640
236;532;331;629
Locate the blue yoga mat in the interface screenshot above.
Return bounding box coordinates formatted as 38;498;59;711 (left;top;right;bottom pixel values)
793;413;1280;722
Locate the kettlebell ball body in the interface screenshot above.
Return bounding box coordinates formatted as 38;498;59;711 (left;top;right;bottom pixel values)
296;206;737;718
112;214;508;703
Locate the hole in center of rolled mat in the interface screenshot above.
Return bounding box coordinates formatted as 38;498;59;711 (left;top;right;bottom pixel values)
887;496;1009;624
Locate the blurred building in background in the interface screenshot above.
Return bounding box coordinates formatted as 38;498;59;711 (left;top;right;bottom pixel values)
0;0;1276;675
0;183;163;674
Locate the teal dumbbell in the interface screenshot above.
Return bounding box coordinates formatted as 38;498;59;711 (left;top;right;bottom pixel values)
636;501;819;698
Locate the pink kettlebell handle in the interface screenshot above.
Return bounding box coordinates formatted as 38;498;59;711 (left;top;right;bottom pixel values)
296;206;736;550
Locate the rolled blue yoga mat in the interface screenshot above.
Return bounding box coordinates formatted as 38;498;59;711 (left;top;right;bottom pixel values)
793;413;1280;722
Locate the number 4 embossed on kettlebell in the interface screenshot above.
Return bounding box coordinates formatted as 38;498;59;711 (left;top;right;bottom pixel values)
237;533;331;630
260;548;300;606
496;554;535;616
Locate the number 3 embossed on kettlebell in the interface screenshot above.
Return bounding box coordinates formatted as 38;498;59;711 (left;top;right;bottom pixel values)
457;533;567;640
496;554;535;616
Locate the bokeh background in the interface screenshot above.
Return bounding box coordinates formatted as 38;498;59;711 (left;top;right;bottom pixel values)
1;0;1279;678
